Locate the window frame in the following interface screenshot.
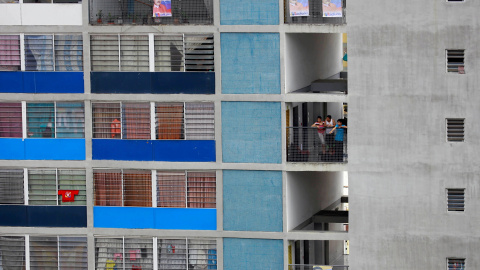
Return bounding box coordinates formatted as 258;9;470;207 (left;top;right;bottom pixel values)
445;118;465;142
446;188;465;212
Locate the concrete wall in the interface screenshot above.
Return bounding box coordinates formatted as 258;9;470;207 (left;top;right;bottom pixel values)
223;170;283;232
285;33;343;93
349;0;480;269
287;171;345;230
0;3;82;25
223;238;284;269
220;0;279;25
221;33;280;94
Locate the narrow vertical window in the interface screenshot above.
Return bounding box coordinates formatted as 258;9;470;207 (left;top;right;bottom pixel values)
447;188;465;212
446;118;464;142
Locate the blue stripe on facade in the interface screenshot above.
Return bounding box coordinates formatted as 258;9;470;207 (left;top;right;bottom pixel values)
0;205;87;227
94;207;217;230
0;138;85;160
0;72;84;93
0;138;25;159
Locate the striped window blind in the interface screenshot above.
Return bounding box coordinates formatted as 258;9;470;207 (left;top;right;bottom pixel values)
0;169;24;204
0;35;21;71
185;102;215;140
158;238;187;269
0;236;25;269
54;34;83;71
0;102;22;138
157;171;187;208
187;239;217;269
122;103;151;140
92;103;122;139
25;35;54;71
120;35;149;72
446;50;465;73
27;103;55;138
90;35;120;71
446;118;464;142
57;169;86;205
155;103;185;140
154;34;184;72
56;102;85;138
447;188;465;212
30;236;87;270
447;258;465;269
28;169;57;205
184;34;214;72
187;171;216;208
95;237;153;270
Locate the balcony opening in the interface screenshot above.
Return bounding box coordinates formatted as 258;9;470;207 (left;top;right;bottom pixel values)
286;102;347;163
89;0;213;25
284;0;346;24
287;171;348;232
286;33;347;94
288;240;349;270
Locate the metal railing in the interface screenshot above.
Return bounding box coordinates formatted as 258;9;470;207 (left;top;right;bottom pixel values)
89;0;213;25
284;0;346;24
287;127;347;163
288;265;349;270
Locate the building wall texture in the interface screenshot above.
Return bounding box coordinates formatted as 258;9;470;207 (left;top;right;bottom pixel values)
220;0;279;25
223;238;284;269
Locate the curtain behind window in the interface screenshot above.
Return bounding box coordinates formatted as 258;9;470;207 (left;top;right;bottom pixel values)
94;170;122;206
0;35;21;71
0;169;24;204
157;171;186;208
25;35;54;71
92;103;121;139
156;103;184;140
27;103;55;138
122;103;151;140
0;102;22;138
55;34;83;71
187;172;216;208
123;170;152;207
56;102;85;138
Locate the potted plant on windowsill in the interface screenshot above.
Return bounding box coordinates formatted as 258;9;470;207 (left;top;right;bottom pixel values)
96;10;103;24
108;13;114;24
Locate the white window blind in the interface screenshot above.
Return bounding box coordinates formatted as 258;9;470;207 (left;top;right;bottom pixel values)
28;169;57;205
0;236;25;269
25;35;54;71
122;103;151;140
446;118;464;142
447;188;465;212
154;35;184;72
95;237;153;270
0;35;21;71
184;34;214;72
0;169;24;205
158;238;187;269
446;49;465;73
57;169;86;205
120;35;149;71
30;236;87;270
54;34;83;71
92;103;122;139
185;102;215;140
0;102;23;138
447;258;465;269
157;171;187;208
90;35;120;71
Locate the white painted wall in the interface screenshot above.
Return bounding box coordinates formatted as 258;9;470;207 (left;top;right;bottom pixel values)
286;171;345;230
0;3;82;25
285;33;344;93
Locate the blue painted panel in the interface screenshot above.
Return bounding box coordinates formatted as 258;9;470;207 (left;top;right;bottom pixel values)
223;170;283;232
27;206;87;227
224;238;284;270
150;72;215;94
33;72;84;93
0;138;25;159
222;102;282;163
24;139;85;160
0;205;28;226
94;207;216;230
91;72;215;94
221;33;280;94
220;0;279;25
153;140;216;162
0;72;25;93
92;139;154;161
91;72;151;94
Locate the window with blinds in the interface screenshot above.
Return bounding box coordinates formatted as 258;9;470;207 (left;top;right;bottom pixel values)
156;103;185;140
120;35;149;72
91;35;120;71
187;239;217;269
54;34;83;71
184;34;214;72
58;170;86;205
157;171;186;208
30;236;87;270
0;236;25;269
27;103;55;138
122;103;151;140
25;35;54;71
0;35;21;71
447;258;465;269
92;103;122;139
446;49;465;73
154;35;184;72
158;238;187;269
91;35;149;71
446;118;464;142
187;172;216;208
95;237;153;270
0;169;24;205
447;188;465;212
0;102;22;138
27;102;85;138
94;169;152;207
185;103;215;140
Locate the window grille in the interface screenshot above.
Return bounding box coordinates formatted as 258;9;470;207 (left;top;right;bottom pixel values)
446;50;465;73
95;237;153;270
158;238;187;269
446;118;464;142
0;35;21;71
57;169;86;205
30;236;87;270
154;34;184;72
123;170;152;207
447;258;465;269
120;35;149;71
94;169;123;206
184;34;214;72
0;236;25;269
187;172;216;208
0;102;22;138
122;103;151;140
92;103;122;139
90;35;120;71
185;103;215;140
25;35;54;71
157;171;186;208
28;169;57;205
156;103;185;140
27;103;55;138
447;189;465;212
54;34;83;71
187;239;217;269
56;102;85;138
58;237;88;270
30;236;59;269
0;169;24;204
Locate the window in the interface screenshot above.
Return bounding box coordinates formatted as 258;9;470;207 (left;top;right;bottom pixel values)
0;236;25;269
91;34;215;72
93;102;214;140
95;237;154;270
0;169;24;204
157;171;216;208
30;236;87;270
94;169;152;207
446;49;465;73
447;188;465;212
447;258;465;269
0;35;21;71
158;238;217;269
446;118;464;142
27;102;85;138
0;102;22;138
447;0;464;2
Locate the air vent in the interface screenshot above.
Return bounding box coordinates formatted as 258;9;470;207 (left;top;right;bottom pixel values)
447;258;465;269
446;118;464;142
447;189;465;212
446;49;465;73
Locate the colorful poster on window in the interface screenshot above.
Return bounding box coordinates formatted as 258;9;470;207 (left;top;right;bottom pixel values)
153;0;172;17
289;0;309;17
322;0;343;17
